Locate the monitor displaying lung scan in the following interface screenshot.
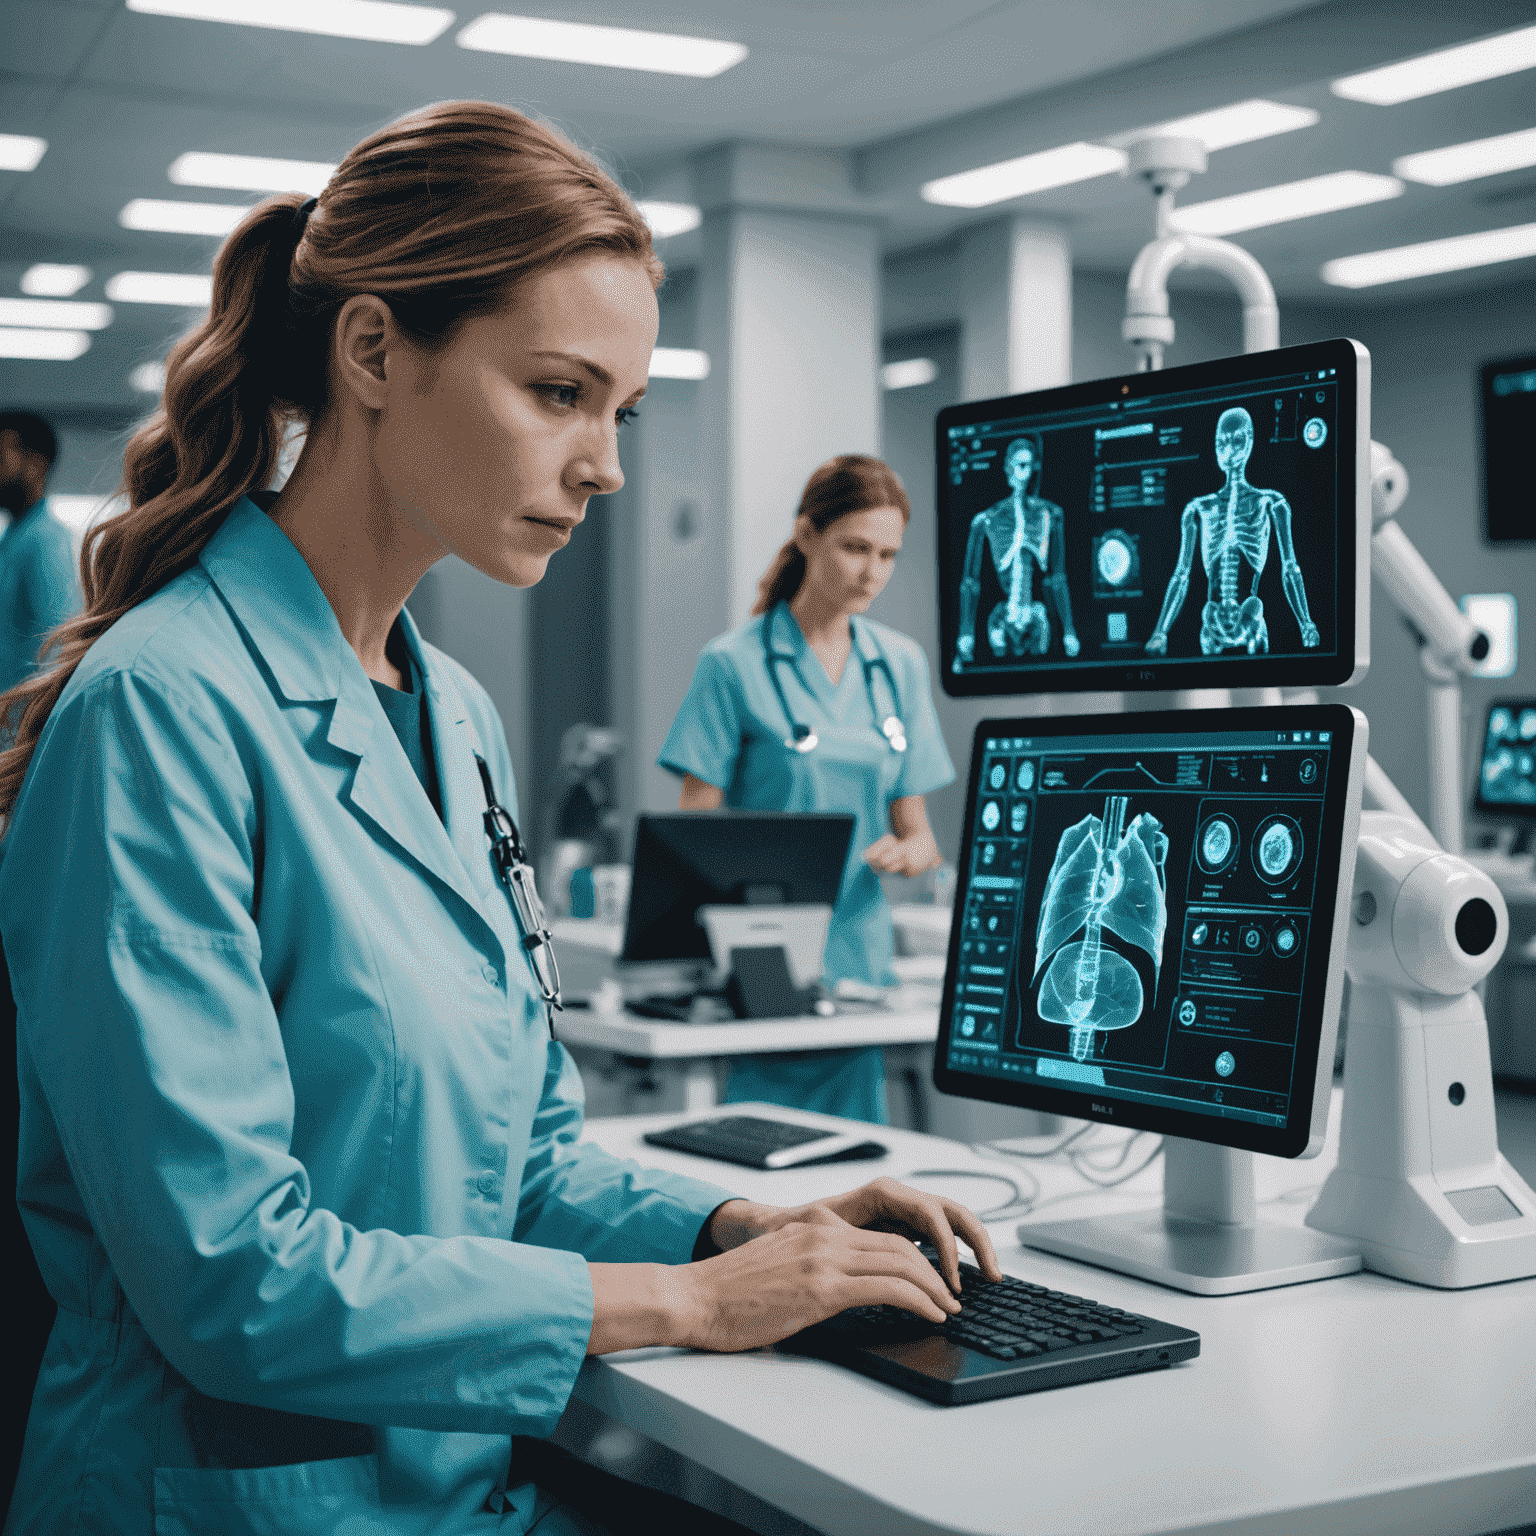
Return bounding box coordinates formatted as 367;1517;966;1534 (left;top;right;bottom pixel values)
933;705;1366;1159
937;339;1370;697
1473;700;1536;820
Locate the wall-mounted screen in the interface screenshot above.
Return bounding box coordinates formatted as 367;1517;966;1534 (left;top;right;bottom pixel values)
1482;353;1536;545
937;338;1370;697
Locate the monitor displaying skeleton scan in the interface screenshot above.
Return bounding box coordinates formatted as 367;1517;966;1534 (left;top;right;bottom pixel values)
937;339;1370;697
1473;700;1536;821
932;705;1366;1159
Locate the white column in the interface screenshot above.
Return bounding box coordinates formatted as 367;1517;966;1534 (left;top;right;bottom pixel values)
696;144;882;628
959;217;1073;403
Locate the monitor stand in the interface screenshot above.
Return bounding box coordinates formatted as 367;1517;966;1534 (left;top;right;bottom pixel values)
1018;1139;1362;1296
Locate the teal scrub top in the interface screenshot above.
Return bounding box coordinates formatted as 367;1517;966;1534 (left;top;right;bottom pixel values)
0;497;735;1536
660;604;954;987
658;606;953;1123
0;495;81;694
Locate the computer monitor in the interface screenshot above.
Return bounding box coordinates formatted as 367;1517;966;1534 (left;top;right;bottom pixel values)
1473;700;1536;848
937;338;1370;696
933;704;1367;1293
1481;353;1536;545
620;812;855;964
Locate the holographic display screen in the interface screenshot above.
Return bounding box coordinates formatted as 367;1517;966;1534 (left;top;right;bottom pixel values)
936;708;1359;1150
1474;701;1536;819
937;339;1360;697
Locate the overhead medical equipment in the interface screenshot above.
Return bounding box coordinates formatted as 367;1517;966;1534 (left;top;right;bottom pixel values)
763;602;907;753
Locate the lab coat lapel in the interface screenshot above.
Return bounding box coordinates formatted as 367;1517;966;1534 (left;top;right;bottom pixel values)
200;499;503;956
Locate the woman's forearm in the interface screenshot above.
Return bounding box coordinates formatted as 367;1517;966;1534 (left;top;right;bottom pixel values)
587;1262;697;1354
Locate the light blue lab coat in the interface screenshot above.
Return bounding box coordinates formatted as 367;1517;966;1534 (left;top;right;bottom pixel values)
659;604;953;1121
0;496;735;1536
0;495;81;693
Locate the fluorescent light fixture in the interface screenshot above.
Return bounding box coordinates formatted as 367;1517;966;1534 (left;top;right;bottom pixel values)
649;347;709;380
638;200;701;239
21;264;91;296
106;271;214;306
169;151;336;196
0;328;90;360
125;0;454;45
1171;170;1403;236
0;134;46;172
922;143;1126;209
1332;23;1536;105
129;360;169;394
1394;127;1536;188
1111;100;1319;154
1322;221;1536;288
882;358;938;391
120;199;249;236
456;13;746;77
0;297;112;330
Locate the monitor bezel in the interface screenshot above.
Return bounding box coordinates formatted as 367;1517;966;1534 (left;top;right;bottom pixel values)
1471;697;1536;823
931;704;1367;1160
936;337;1371;698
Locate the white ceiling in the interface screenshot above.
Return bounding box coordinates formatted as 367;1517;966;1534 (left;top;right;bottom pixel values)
3;0;1535;416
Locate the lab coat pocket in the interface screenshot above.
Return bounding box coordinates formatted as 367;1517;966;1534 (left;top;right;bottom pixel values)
153;1453;381;1536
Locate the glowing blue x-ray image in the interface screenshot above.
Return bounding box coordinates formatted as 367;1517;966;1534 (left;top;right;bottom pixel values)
1196;814;1239;874
1273;923;1298;955
1016;760;1036;790
1009;801;1027;833
1098;538;1132;585
988;762;1007;790
1303;417;1328;449
954;435;1080;669
1253;814;1303;883
1033;795;1169;1063
1483;707;1536;806
981;799;1002;832
1146;408;1319;658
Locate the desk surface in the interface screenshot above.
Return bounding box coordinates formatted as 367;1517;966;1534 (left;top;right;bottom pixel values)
555;1000;940;1058
575;1094;1536;1536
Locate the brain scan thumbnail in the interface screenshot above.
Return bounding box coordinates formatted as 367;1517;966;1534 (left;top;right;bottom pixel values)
1197;814;1238;874
1253;814;1303;883
1033;795;1169;1063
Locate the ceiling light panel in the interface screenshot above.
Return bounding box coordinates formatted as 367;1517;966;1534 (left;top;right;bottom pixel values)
0;134;47;172
1110;100;1319;154
21;264;92;297
120;200;249;236
1322;221;1536;288
0;298;113;330
638;201;702;239
457;14;746;77
170;153;336;196
1394;127;1536;188
1170;171;1403;237
649;348;709;380
922;143;1127;209
0;328;90;360
126;0;454;45
106;272;214;306
1332;22;1536;105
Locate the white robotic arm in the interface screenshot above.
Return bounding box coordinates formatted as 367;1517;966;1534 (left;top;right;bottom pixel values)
1306;812;1536;1287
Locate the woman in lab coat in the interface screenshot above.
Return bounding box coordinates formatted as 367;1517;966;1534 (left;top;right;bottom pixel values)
661;457;955;1123
0;103;997;1536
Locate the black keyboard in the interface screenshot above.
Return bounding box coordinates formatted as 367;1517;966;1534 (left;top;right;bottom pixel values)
786;1245;1200;1405
643;1115;886;1169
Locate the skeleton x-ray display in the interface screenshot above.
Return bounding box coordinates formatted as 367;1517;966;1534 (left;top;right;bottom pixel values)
1476;702;1536;809
938;341;1358;696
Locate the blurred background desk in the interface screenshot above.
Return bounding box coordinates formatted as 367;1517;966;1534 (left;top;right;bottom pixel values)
1466;850;1536;1086
557;1002;940;1117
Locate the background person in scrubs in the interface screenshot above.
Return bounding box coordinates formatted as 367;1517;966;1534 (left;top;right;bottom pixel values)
0;104;997;1536
0;410;80;696
661;456;955;1123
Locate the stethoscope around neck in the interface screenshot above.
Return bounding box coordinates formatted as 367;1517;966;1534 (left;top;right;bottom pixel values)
763;602;907;755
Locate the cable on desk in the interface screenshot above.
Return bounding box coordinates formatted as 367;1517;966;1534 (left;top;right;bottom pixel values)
899;1167;1040;1222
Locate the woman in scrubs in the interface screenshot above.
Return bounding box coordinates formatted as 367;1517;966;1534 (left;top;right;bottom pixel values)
0;104;997;1536
661;457;955;1123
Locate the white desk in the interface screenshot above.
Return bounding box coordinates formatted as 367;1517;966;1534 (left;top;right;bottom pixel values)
568;1094;1536;1536
556;1001;940;1112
